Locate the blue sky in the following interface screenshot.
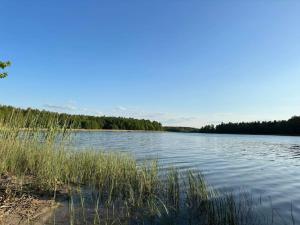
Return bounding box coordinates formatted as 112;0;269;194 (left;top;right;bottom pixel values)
1;0;300;127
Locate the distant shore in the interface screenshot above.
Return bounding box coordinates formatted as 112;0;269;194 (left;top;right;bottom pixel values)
16;128;165;132
72;128;165;132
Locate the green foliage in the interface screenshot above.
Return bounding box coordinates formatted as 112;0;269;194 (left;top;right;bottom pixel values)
166;117;300;136
0;104;163;131
0;124;263;225
164;126;201;133
0;61;11;78
0;111;291;224
201;117;300;135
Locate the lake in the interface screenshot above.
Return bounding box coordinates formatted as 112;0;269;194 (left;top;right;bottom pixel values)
68;131;300;224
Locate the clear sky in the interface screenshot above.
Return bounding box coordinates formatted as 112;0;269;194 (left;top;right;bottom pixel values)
1;0;300;127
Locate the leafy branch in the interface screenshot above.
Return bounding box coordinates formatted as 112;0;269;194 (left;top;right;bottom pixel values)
0;61;11;78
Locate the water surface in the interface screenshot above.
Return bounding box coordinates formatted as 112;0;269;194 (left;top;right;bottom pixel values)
69;131;300;223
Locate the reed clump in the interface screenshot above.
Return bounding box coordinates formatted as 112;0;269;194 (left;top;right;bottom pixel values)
0;110;286;225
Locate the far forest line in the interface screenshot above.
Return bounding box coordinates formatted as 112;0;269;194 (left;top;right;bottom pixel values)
165;116;300;136
0;105;163;131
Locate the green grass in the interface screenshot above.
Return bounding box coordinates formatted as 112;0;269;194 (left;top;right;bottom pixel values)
0;110;294;225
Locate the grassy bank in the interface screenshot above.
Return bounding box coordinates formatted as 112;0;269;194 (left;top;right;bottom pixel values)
0;111;293;225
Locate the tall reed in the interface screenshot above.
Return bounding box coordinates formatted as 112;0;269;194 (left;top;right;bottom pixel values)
0;109;292;225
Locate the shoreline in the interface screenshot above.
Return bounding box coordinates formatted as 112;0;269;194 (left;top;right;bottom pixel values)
72;128;165;132
0;174;63;225
16;128;165;132
17;128;300;137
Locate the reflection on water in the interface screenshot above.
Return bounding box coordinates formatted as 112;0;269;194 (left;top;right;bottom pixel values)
66;131;300;223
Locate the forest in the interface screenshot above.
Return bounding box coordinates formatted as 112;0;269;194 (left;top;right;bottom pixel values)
2;104;300;135
208;117;300;135
164;126;201;133
0;105;163;131
166;117;300;136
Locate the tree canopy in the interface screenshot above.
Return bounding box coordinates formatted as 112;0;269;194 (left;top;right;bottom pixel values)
0;105;163;131
0;61;11;78
207;117;300;135
166;117;300;136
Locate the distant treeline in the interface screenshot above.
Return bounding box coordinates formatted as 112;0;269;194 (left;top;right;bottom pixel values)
0;105;163;131
164;126;201;133
165;117;300;136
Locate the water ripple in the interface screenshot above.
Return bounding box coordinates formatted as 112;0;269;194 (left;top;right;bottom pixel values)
69;131;300;223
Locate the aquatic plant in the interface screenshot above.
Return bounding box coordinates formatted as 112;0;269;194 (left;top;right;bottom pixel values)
0;109;295;225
